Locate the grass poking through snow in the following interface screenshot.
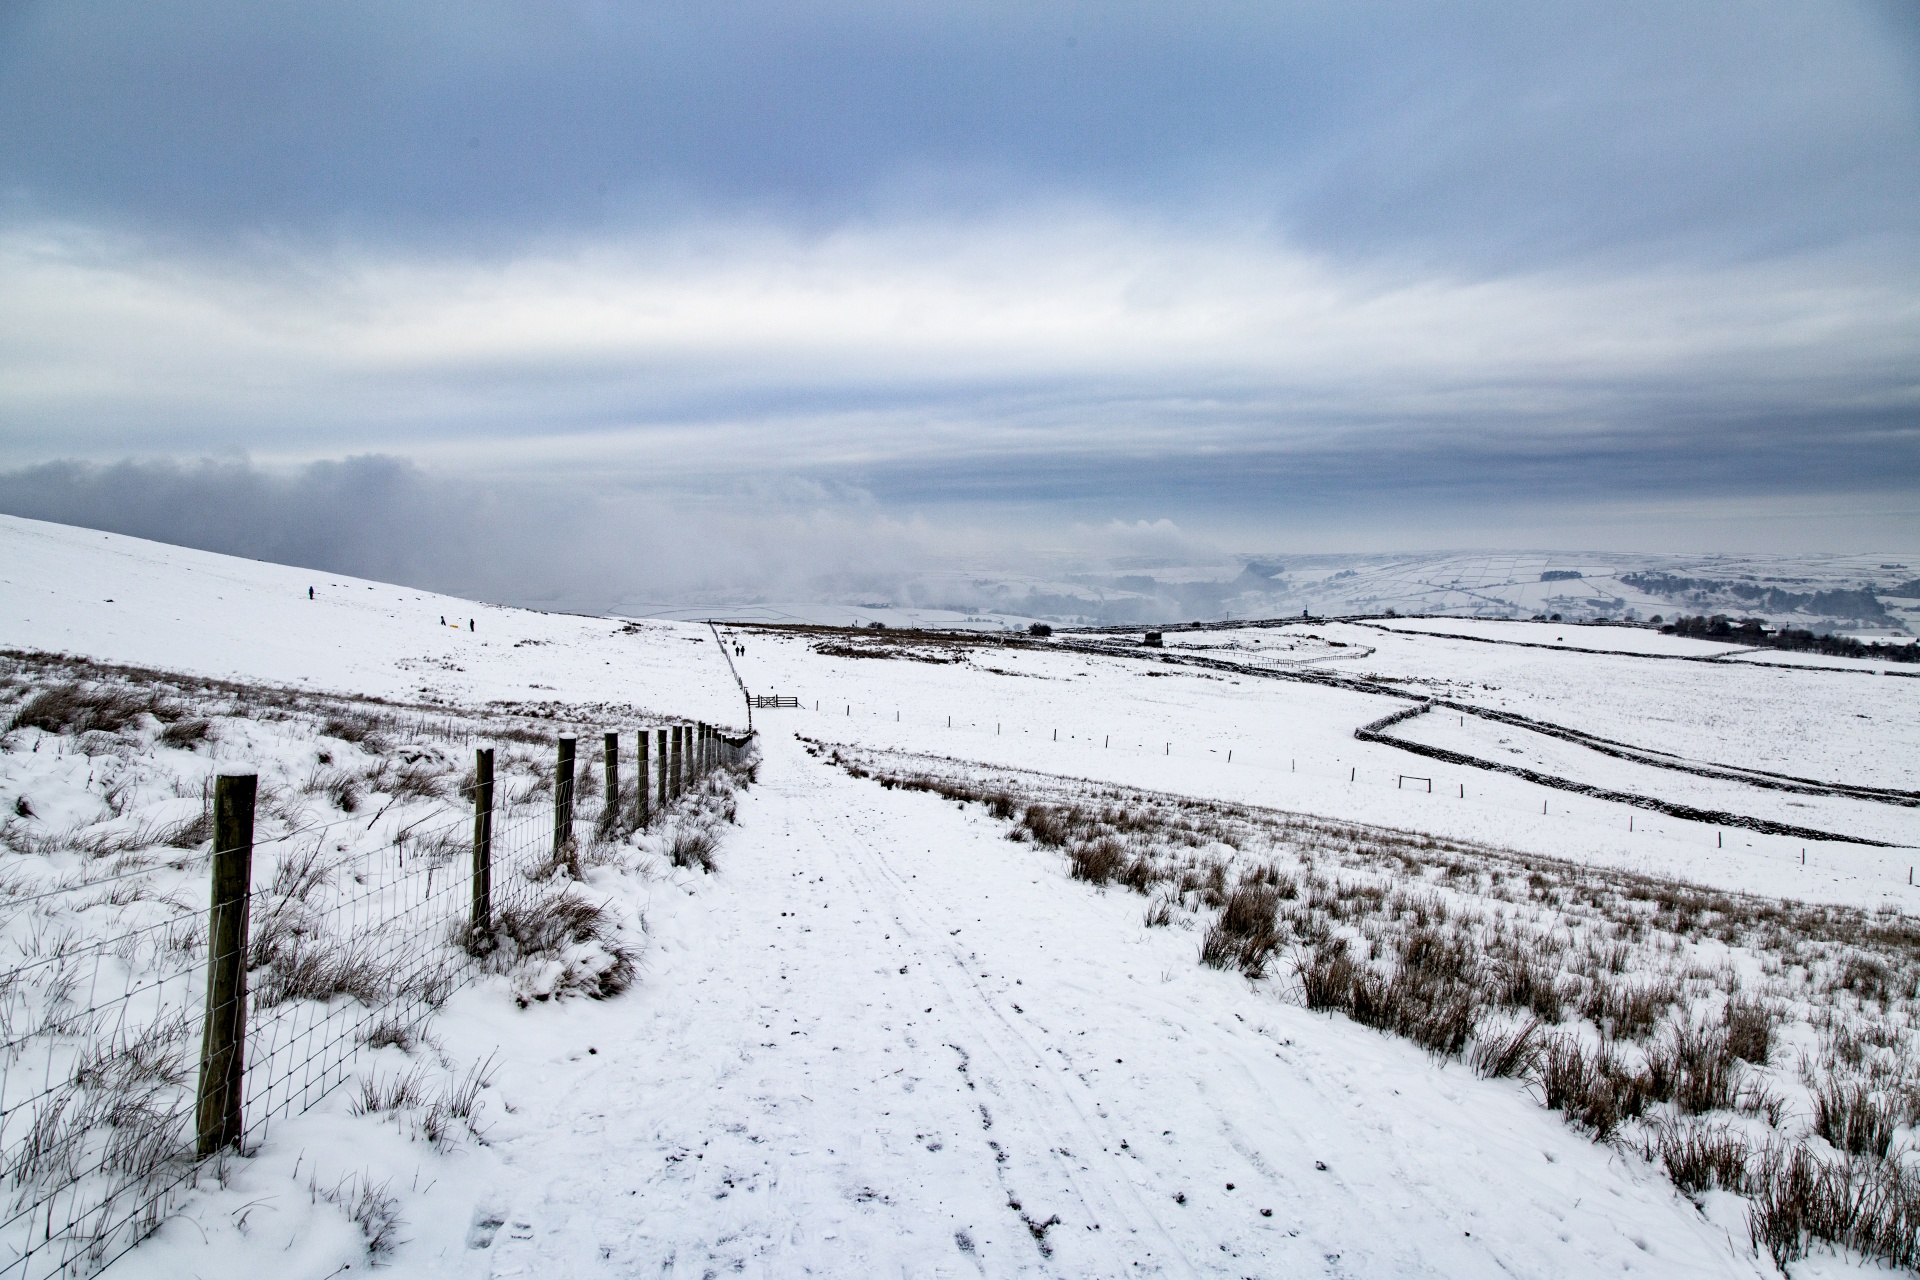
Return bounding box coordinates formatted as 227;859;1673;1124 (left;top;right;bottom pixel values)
821;739;1920;1276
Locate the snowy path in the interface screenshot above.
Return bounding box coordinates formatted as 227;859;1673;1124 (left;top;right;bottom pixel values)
431;731;1751;1278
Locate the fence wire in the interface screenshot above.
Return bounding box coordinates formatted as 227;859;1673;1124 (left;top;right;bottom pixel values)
0;719;748;1279
0;791;533;1275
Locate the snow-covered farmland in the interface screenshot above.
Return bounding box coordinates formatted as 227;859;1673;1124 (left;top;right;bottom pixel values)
1;514;1918;1278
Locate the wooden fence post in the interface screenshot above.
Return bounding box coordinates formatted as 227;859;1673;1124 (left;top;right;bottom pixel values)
197;773;255;1157
636;730;651;828
555;737;576;859
656;727;668;812
602;731;619;837
471;748;493;939
698;722;709;778
670;725;683;799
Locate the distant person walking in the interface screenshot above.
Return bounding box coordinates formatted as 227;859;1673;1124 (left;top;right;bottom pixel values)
308;586;314;600
469;618;475;632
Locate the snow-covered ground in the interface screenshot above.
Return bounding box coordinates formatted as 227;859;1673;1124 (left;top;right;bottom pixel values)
0;514;741;723
659;550;1917;633
2;515;1917;1278
711;620;1917;911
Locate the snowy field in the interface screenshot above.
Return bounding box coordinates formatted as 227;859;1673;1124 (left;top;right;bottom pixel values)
1;515;1918;1278
686;551;1917;634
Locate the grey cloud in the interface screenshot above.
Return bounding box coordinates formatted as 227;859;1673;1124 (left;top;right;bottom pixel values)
0;456;1002;613
0;2;1914;574
0;1;1912;269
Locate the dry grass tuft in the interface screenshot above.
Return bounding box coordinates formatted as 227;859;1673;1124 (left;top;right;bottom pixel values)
1811;1079;1896;1160
668;826;718;872
157;811;212;849
8;683;153;736
1066;836;1126;885
251;935;392;1008
1470;1017;1543;1079
1638;1120;1754;1197
1747;1143;1920;1272
156;718;211;749
310;1171;404;1261
481;889;635;1003
1724;994;1773;1064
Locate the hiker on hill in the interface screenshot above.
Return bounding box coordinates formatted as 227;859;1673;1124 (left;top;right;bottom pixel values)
308;586;314;600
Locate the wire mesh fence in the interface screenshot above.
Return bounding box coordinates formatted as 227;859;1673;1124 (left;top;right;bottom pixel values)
0;716;752;1280
0;793;554;1279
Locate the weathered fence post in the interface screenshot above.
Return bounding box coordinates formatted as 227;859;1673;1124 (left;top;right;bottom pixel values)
656;727;668;811
698;722;709;778
471;748;493;940
603;731;619;837
636;730;651;828
670;725;684;799
197;772;255;1157
554;736;576;859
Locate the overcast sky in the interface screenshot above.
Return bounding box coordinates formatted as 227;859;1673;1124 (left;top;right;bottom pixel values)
1;1;1916;601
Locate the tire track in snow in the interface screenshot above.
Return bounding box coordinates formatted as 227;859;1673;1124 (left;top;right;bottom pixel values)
785;751;1523;1277
778;738;1760;1280
792;784;1198;1277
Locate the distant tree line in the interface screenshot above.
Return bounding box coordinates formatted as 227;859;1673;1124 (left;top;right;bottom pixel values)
1662;615;1918;663
1621;573;1890;621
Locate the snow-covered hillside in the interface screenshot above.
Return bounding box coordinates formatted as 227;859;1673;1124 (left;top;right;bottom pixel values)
714;616;1920;909
0;514;741;723
639;550;1920;636
2;515;1917;1279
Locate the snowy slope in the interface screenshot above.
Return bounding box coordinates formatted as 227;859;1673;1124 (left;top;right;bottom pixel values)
0;514;742;726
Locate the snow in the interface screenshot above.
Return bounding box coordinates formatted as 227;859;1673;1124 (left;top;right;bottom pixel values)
340;738;1749;1277
3;515;1916;1277
1372;615;1750;658
0;514;740;725
715;625;1918;912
